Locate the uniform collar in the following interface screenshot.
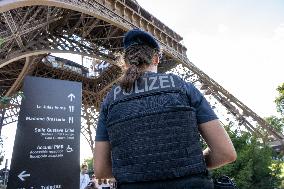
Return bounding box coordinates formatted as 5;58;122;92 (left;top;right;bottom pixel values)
144;71;157;75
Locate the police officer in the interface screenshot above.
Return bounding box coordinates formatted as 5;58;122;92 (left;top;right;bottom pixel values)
94;29;237;189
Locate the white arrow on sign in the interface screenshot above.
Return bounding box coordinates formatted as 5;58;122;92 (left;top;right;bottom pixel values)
68;93;75;102
18;170;30;181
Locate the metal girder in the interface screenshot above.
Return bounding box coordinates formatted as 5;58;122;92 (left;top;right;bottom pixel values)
82;19;101;38
174;62;284;145
4;57;33;97
0;49;115;70
0;95;22;127
0;109;5;135
81;104;98;151
0;0;187;59
29;61;121;112
2;11;24;49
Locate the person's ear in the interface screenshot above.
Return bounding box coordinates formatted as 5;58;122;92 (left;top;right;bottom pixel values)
152;54;159;66
123;63;129;70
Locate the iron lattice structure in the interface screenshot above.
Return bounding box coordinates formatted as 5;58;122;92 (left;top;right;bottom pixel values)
0;0;283;153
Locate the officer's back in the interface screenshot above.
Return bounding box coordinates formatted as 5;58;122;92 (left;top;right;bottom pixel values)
94;29;237;189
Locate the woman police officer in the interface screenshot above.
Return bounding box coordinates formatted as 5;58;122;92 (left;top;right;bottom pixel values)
94;29;236;189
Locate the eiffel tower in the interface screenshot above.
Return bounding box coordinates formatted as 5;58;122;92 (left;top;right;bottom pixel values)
0;0;283;155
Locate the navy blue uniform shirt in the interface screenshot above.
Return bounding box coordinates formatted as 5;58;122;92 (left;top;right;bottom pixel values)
95;72;218;141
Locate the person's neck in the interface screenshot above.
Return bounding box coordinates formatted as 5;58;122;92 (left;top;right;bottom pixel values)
144;65;157;73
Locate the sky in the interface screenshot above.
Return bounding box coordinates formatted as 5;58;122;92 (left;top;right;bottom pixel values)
1;0;284;168
137;0;284;118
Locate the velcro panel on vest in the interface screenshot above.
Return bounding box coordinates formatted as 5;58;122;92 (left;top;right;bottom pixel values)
107;106;207;183
107;89;188;124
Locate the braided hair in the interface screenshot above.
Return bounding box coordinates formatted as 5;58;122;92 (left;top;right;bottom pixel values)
120;45;159;92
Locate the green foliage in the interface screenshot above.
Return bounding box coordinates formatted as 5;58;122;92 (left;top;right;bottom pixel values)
265;116;284;134
275;83;284;115
0;96;11;105
0;91;25;105
84;156;94;173
280;163;284;188
0;37;4;47
212;128;283;189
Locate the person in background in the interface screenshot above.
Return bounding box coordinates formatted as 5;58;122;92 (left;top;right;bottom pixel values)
108;179;115;189
96;178;103;189
102;178;110;189
94;29;237;189
84;181;98;189
80;164;90;189
91;174;97;182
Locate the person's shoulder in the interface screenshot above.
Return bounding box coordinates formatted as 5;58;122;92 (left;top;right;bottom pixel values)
162;72;192;87
158;72;180;80
167;73;183;80
101;84;118;106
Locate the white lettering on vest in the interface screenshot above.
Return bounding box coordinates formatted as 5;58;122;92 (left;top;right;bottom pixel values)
134;80;144;93
159;76;171;88
122;86;133;96
113;75;176;100
149;76;159;90
113;86;122;100
170;75;176;87
143;78;149;92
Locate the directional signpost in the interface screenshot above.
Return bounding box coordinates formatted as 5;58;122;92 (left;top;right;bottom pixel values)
7;76;82;189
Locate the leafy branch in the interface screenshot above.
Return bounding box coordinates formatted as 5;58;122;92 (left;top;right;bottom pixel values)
0;37;4;47
275;83;284;115
0;91;25;105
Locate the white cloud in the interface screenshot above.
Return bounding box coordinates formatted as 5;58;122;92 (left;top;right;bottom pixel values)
184;29;283;117
218;24;229;33
274;23;284;39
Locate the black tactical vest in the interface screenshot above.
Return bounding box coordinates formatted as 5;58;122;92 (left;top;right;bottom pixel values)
105;72;207;183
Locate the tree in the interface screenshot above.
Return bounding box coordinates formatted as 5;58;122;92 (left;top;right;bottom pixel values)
84;157;94;174
211;127;283;189
265;116;284;134
258;116;284;144
0;37;4;47
0;91;25;106
275;83;284;115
